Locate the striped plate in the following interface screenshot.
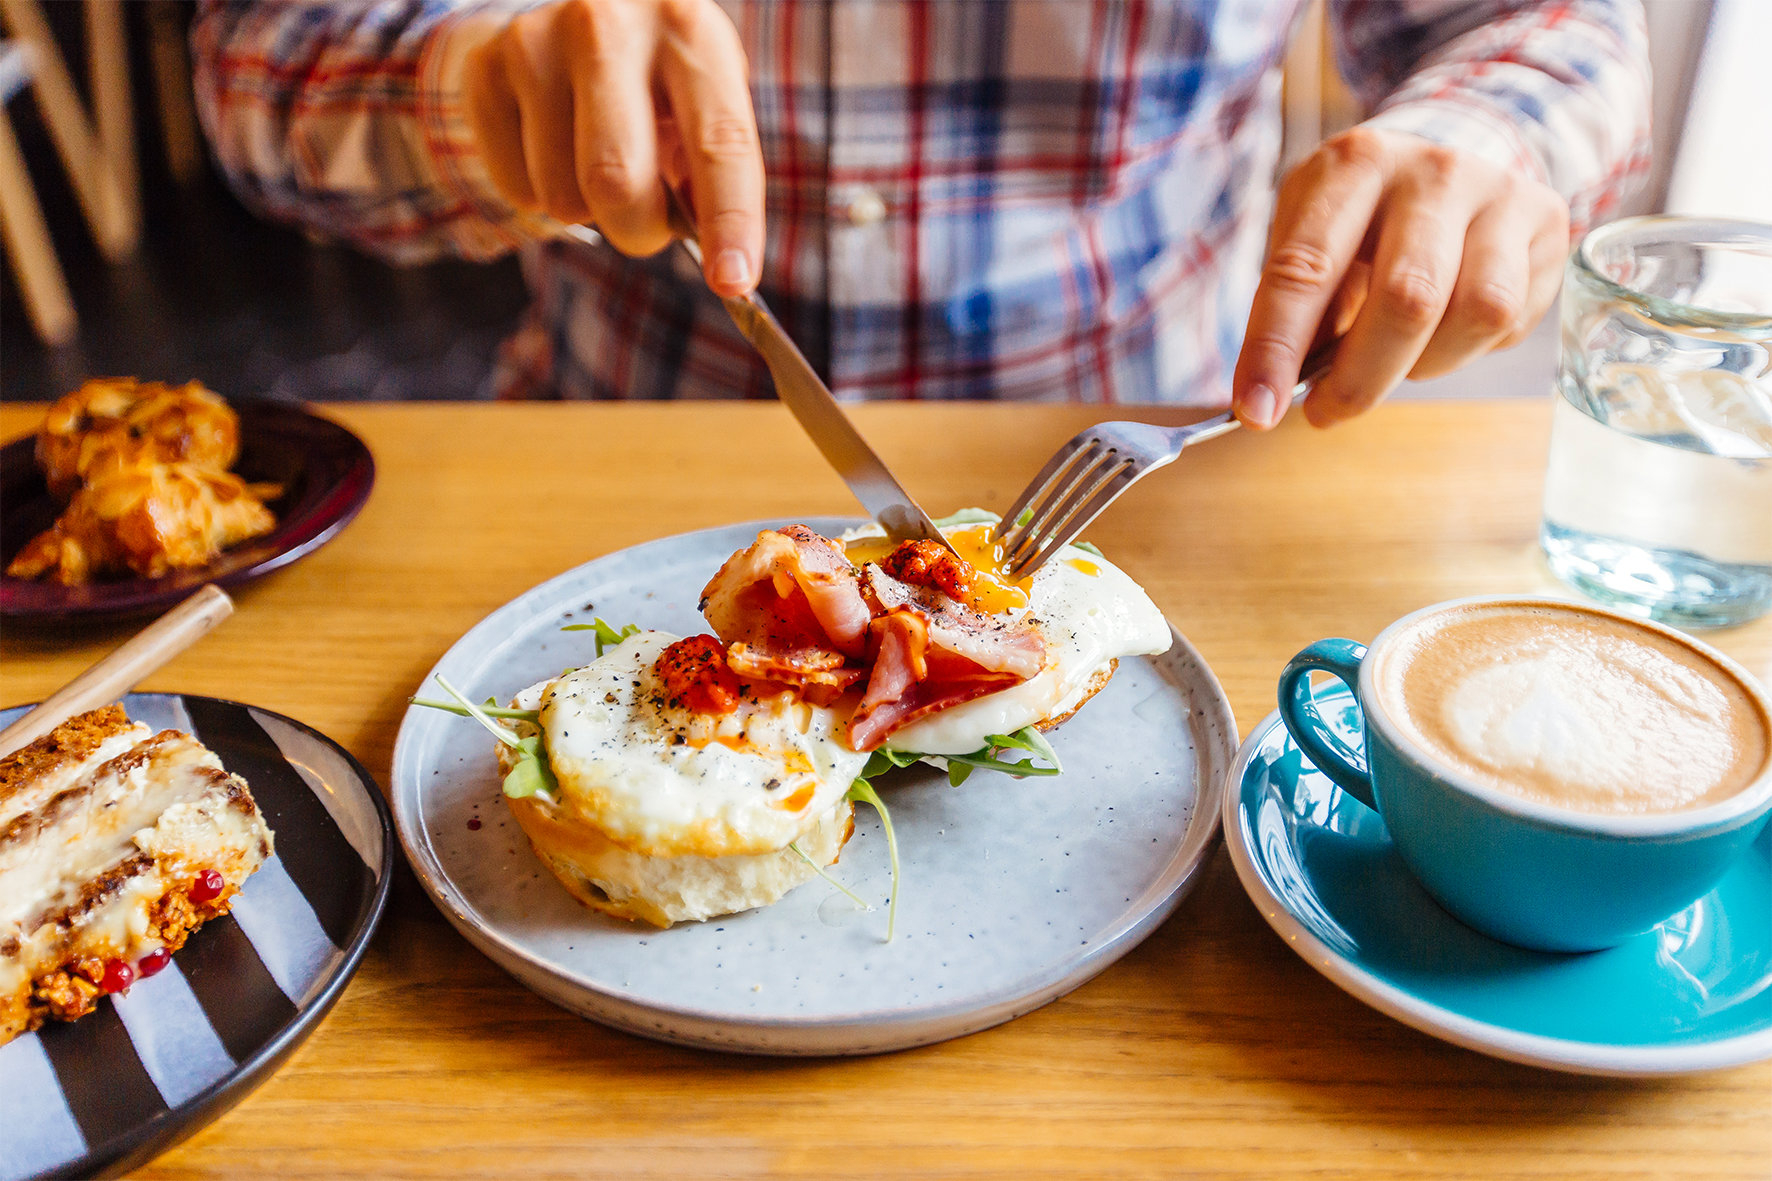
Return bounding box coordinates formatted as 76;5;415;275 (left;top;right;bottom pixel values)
0;694;392;1179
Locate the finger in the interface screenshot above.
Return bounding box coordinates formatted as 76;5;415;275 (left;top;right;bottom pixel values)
1498;207;1570;350
504;10;590;221
655;2;764;295
463;41;535;208
1305;172;1477;428
1233;130;1390;429
562;6;670;255
1408;203;1529;379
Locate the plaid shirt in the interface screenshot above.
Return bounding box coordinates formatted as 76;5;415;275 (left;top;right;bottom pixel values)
193;0;1649;403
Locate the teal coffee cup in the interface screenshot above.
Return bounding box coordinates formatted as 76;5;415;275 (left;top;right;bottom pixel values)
1277;596;1772;952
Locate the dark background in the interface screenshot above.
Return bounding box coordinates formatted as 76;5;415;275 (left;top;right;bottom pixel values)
1;2;527;404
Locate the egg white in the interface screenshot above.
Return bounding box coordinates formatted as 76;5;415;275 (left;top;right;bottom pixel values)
536;631;866;858
843;519;1172;756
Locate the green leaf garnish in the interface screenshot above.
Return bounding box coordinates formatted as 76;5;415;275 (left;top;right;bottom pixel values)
933;507;1000;528
560;617;641;654
948;760;972;788
789;841;871;909
846;778;900;942
430;674;557;801
1013;507;1033;527
409;698;540;722
1070;540;1103;557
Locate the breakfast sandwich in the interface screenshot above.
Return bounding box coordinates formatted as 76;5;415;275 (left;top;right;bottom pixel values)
422;513;1169;930
0;706;274;1046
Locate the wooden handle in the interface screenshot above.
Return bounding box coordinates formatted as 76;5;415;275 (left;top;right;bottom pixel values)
0;585;233;759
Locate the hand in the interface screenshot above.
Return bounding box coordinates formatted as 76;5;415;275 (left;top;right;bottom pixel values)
459;0;763;296
1232;127;1569;429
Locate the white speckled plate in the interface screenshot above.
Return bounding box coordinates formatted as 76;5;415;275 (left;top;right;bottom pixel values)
391;519;1234;1055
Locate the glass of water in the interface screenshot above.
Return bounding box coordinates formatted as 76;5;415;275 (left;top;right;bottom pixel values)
1541;216;1772;628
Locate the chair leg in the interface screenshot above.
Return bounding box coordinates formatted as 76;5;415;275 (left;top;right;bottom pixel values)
0;101;77;346
85;0;140;248
0;0;134;260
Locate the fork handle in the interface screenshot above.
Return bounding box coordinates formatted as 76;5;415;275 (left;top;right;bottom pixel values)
1177;337;1340;446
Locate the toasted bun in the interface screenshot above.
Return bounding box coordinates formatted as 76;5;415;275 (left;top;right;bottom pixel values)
505;791;854;928
1035;658;1117;732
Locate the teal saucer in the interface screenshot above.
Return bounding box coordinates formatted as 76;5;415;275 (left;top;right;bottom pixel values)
1224;684;1772;1075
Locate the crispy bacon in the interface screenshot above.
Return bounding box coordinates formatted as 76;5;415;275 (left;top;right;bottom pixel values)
848;612;1030;751
694;525;1048;752
879;539;975;601
842;565;1047;750
862;566;1044;680
699;525;872;694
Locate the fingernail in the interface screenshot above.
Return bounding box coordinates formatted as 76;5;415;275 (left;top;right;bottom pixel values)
711;248;752;292
1242;383;1280;429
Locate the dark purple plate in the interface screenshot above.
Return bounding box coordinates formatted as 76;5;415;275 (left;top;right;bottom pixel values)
1;401;374;621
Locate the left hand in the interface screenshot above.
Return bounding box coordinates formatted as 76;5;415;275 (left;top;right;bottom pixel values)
1232;126;1569;429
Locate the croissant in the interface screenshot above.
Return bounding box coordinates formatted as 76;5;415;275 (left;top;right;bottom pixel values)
6;462;279;584
36;378;240;499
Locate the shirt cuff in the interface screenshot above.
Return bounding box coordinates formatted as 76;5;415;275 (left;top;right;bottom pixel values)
1360;98;1551;188
418;1;558;259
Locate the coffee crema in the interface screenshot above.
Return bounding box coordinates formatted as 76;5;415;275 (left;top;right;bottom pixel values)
1375;603;1770;815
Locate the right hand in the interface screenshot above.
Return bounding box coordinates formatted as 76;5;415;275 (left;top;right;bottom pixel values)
460;0;764;296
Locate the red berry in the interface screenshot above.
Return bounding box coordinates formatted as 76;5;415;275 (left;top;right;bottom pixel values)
102;958;135;994
189;869;225;903
137;948;171;978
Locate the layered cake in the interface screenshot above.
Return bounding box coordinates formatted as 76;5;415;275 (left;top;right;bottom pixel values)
0;706;274;1045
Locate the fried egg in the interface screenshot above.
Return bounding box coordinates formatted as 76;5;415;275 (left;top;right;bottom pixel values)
844;518;1171;756
531;631;866;858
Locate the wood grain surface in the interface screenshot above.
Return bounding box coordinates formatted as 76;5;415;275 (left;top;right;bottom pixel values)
3;401;1769;1181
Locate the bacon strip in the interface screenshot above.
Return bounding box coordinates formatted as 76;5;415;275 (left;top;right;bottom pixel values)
862;565;1044;679
699;526;872;697
844;565;1047;750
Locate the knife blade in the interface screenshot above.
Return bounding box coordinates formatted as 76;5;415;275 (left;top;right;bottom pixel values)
661;191;960;555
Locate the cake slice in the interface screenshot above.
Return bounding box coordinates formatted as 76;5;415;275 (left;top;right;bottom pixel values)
0;706;274;1045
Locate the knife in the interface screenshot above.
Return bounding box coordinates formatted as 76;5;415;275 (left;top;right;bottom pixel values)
658;189;961;555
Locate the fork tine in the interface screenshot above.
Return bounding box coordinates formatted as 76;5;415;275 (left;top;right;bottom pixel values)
1002;446;1130;570
1004;460;1147;578
999;442;1111;565
996;430;1102;549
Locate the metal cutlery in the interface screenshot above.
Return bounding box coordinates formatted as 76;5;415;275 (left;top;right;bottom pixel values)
994;339;1339;578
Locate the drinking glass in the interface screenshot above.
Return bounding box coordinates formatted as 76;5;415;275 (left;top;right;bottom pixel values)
1541;216;1772;628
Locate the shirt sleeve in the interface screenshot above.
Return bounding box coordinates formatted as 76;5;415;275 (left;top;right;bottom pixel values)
190;0;554;264
1327;0;1651;234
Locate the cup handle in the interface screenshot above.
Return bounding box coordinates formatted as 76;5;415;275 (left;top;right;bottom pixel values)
1277;639;1377;810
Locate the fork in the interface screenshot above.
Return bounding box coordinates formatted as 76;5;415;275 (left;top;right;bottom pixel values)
994;339;1339;578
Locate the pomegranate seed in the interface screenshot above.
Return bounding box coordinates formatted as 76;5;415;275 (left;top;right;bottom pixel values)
102;958;135;994
189;869;226;903
137;948;171;978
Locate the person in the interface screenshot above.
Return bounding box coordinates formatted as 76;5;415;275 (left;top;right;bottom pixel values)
191;0;1648;425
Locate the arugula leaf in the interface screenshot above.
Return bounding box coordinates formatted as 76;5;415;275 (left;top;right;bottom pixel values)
846;778;901;942
948;760;973;788
431;674;558;801
408;698;540;722
932;507;1000;529
560;617;641;655
1070;540;1104;558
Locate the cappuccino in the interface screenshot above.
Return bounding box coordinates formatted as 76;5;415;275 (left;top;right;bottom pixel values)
1375;603;1770;815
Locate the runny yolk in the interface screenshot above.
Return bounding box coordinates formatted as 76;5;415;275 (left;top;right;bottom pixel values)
1065;557;1101;577
774;783;817;811
846;524;1031;614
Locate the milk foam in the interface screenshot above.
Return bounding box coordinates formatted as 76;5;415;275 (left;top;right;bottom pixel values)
1378;605;1769;814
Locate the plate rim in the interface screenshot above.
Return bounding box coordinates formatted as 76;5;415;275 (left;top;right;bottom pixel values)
0;691;395;1178
0;399;376;622
391;516;1237;1055
1222;700;1772;1077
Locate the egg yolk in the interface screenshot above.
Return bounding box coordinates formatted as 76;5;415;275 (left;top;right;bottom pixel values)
846;524;1031;614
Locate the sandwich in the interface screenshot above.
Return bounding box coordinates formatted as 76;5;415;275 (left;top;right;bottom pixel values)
418;512;1170;931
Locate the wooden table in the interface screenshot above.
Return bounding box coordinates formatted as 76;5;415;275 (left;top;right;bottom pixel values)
4;401;1769;1180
